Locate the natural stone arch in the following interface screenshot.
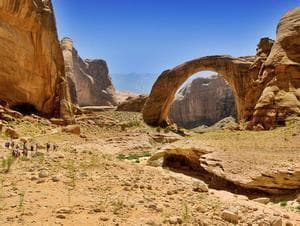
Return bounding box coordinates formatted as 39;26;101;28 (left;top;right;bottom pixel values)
144;8;300;129
143;55;258;127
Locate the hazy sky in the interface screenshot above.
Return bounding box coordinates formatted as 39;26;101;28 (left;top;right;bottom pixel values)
52;0;299;74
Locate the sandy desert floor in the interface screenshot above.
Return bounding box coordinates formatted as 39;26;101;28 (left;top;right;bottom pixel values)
0;110;299;226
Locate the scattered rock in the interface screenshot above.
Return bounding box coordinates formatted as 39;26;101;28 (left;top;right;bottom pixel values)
99;216;109;221
221;210;239;224
36;179;46;184
145;220;157;225
80;134;87;138
271;217;283;226
50;118;66;126
286;221;294;226
4;127;20;139
253;197;270;204
80;172;88;178
52;175;60;182
56;207;72;214
56;214;66;219
55;153;65;159
192;180;209;192
169;216;183;224
93;207;105;213
150;133;181;144
39;170;49;178
63;125;81;135
30;176;38;181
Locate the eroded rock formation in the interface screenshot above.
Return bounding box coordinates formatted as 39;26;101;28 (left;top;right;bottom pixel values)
148;140;300;194
248;8;300;129
0;0;73;121
61;37;117;107
117;95;148;112
169;76;236;129
143;7;300;129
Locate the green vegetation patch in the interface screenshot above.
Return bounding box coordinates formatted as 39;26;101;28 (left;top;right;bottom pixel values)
117;152;151;161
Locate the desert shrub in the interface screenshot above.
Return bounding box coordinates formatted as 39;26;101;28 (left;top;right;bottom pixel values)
1;156;16;173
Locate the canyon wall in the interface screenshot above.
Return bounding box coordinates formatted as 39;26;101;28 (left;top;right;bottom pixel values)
169;76;236;129
0;0;73;121
61;37;117;107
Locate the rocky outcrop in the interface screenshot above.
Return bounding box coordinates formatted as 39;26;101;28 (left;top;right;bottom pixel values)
248;8;300;129
0;0;73;122
148;140;300;194
169;76;236;128
117;95;148;112
143;7;300;130
61;37;117;107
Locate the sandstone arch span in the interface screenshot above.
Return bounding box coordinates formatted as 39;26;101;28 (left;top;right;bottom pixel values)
143;7;300;129
143;55;258;127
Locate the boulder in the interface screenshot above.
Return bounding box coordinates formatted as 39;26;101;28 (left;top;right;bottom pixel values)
192;179;209;192
4;127;20;139
50;118;67;126
61;37;117;107
221;210;239;224
0;0;73;122
62;125;81;135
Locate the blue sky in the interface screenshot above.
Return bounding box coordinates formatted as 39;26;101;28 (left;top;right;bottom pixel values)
52;0;299;91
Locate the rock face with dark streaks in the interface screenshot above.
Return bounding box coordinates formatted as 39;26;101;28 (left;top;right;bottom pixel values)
169;76;236;129
0;0;73;121
61;37;117;107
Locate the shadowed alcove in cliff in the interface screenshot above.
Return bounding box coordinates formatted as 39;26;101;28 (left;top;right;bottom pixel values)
168;71;237;129
11;103;38;115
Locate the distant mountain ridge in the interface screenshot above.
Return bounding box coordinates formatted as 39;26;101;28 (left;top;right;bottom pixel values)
111;72;157;94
